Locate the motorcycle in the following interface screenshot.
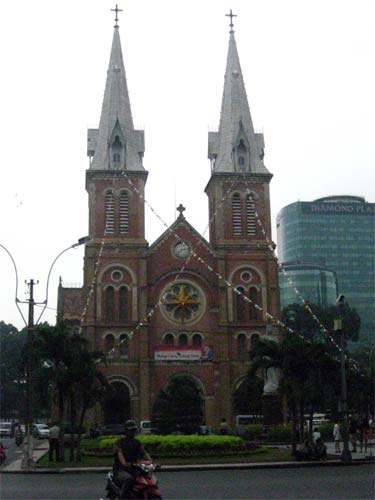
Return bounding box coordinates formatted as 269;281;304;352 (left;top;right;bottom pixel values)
0;444;6;464
105;461;162;499
15;432;23;447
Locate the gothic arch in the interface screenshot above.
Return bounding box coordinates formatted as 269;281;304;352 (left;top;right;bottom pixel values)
107;375;137;398
161;371;206;397
98;263;137;284
227;264;267;322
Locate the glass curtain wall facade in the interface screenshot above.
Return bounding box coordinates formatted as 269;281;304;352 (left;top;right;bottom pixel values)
279;263;338;310
277;196;375;346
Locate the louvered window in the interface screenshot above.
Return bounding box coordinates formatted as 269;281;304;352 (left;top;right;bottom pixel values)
119;191;129;234
232;193;242;236
246;196;256;236
105;191;115;235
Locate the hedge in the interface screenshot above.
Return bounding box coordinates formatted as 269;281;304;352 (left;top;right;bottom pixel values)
83;434;248;458
266;424;292;442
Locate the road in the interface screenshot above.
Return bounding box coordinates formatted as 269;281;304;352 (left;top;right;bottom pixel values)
0;464;374;500
0;437;25;467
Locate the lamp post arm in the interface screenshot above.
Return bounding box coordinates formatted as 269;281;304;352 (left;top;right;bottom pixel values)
0;243;27;327
36;237;90;325
36;244;75;325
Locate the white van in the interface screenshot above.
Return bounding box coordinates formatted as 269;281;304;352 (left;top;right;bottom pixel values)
139;421;152;434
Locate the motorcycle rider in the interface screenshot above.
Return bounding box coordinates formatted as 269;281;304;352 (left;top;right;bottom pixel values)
113;420;152;499
14;424;23;446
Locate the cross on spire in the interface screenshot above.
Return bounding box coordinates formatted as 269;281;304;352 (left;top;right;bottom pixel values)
177;204;186;218
111;4;123;28
226;9;237;33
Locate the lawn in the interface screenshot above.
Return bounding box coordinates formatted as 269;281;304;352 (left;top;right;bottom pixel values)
37;446;293;468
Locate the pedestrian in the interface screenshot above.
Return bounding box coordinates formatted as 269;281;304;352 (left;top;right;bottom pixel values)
314;437;327;460
349;416;358;452
333;421;341;453
220;418;229;435
312;427;321;444
199;420;208;436
359;417;370;453
48;422;60;462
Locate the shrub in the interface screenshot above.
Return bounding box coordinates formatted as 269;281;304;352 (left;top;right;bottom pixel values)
240;424;264;441
82;434;246;458
266;424;292;443
318;422;334;441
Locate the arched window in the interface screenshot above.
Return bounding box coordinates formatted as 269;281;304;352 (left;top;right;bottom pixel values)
250;333;260;351
192;333;202;347
178;333;188;346
237;333;247;359
235;286;245;322
232;193;242;236
236;139;248;171
105;286;115;321
164;333;174;346
119;191;129;234
246;195;256;236
105;334;115;354
111;135;123;167
248;287;258;320
119;334;129;357
105;190;115;234
119;286;129;322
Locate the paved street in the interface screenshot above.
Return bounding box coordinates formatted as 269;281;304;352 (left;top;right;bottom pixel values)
1;465;374;500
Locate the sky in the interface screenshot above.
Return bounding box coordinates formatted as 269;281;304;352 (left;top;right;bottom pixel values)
1;0;374;330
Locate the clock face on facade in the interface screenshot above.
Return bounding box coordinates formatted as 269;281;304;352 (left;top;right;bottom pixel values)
161;281;204;324
173;241;190;259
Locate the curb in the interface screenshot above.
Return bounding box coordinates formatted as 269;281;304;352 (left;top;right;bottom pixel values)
1;458;373;474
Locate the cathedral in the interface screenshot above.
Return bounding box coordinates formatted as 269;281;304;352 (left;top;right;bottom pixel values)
58;10;281;428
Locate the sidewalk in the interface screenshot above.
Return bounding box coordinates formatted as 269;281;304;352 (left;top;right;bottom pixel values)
1;441;373;474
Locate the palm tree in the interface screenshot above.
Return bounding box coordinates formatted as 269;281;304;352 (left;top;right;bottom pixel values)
34;321;108;461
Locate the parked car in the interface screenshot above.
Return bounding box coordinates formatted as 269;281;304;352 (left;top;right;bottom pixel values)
139;420;159;434
100;424;125;436
33;423;50;439
0;422;12;437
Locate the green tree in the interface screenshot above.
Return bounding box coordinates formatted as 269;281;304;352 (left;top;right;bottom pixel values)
282;302;361;343
152;376;203;434
35;321;108;461
346;346;374;416
0;322;27;420
250;334;340;455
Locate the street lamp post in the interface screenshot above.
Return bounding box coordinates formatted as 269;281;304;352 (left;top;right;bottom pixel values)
1;237;90;470
334;294;352;463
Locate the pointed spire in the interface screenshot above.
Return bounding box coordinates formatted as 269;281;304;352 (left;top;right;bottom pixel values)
90;27;144;171
208;30;269;175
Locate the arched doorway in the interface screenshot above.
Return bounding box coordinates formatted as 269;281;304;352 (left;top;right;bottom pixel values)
232;375;264;417
103;381;131;424
152;375;204;434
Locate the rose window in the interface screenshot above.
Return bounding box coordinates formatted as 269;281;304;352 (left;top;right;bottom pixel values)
161;282;204;324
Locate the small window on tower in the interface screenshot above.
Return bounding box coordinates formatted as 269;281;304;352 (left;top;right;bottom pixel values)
113;153;120;163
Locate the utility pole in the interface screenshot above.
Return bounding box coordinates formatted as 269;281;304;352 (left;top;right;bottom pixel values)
334;294;352;463
21;279;37;470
